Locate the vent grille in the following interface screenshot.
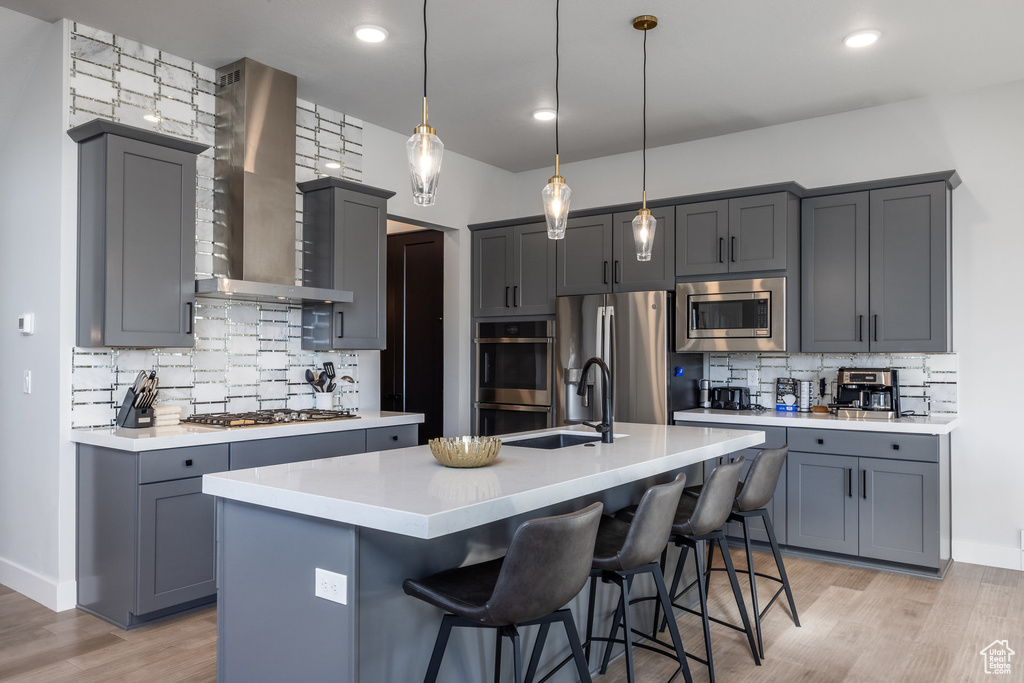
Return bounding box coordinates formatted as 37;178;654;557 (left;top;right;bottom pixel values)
219;70;241;88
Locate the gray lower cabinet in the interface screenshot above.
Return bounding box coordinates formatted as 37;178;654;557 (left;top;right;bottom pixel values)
858;458;939;567
786;451;860;555
675;192;793;277
77;423;418;628
69;119;208;347
472;222;555;317
299;178;396;350
802;181;953;353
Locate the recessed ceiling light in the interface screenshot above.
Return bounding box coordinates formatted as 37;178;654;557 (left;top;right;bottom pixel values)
533;109;557;121
844;30;880;48
143;114;162;123
324;161;342;169
355;25;388;43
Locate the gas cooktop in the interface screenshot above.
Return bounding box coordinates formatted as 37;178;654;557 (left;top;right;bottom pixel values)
183;408;360;428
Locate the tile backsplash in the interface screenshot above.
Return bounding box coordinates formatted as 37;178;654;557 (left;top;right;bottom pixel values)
709;352;958;416
68;22;366;428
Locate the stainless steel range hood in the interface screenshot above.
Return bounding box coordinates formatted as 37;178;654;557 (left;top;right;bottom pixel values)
195;58;353;304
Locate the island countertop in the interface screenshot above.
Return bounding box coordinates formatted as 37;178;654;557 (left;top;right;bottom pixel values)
69;411;424;451
674;408;959;435
202;422;765;539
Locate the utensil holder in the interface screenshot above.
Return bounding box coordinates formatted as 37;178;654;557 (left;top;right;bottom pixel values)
115;388;153;428
314;392;335;410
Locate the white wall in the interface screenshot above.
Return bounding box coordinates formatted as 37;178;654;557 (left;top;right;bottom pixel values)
514;79;1024;569
0;18;75;609
362;122;517;436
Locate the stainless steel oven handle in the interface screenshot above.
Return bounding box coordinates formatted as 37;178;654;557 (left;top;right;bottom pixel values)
475;403;552;413
474;337;553;344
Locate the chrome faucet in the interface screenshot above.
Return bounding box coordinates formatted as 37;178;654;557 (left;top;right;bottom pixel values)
577;357;613;443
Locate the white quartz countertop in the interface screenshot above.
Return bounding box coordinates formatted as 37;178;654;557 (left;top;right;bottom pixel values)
69;412;425;451
674;409;959;435
202;422;765;539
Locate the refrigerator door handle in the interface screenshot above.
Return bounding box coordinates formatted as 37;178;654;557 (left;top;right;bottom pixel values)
604;305;615;364
595;306;605;362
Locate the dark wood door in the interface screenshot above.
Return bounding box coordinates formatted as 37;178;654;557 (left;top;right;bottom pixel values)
383;230;444;443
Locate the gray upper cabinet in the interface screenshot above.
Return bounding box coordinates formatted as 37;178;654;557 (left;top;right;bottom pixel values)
675;192;791;278
299;179;396;350
870;183;951;352
69;120;208;348
473;222;555;317
556;215;614;295
611;207;675;291
675;200;729;277
802;181;952;353
801;193;870;352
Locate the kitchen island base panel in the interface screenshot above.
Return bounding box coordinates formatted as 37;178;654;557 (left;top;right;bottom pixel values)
215;476;697;683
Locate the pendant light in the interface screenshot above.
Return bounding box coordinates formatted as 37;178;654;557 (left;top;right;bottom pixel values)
632;15;657;261
542;0;571;239
406;0;444;206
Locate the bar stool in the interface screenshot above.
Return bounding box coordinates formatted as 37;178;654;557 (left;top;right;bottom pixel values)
691;446;800;658
402;502;603;683
525;474;692;683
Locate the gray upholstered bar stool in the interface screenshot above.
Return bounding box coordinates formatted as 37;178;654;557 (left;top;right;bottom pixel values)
402;502;603;683
689;446;800;659
639;457;761;683
530;474;693;683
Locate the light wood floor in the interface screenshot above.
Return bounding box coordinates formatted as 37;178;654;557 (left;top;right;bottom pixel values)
1;550;1021;682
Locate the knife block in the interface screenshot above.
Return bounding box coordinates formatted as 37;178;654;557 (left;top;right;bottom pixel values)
115;388;154;428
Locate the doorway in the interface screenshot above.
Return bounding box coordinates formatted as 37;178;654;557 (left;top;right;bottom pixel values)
381;226;444;443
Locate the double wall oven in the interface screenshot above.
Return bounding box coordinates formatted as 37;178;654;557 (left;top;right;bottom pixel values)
474;320;554;436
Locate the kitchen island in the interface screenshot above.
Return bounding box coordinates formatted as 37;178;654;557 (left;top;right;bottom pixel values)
202;422;765;683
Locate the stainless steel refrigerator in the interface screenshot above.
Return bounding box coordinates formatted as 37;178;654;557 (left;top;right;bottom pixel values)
555;291;704;426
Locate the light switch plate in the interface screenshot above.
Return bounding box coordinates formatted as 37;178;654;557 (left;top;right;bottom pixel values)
315;568;347;605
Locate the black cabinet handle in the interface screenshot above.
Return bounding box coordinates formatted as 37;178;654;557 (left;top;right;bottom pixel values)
874;314;879;342
185;302;194;335
847;468;852;497
862;470;867;499
858;315;863;342
731;236;736;262
185;459;193;467
513;285;518;307
718;237;724;263
603;261;609;285
505;286;510;308
336;311;344;338
614;260;621;284
817;438;824;445
392;435;399;441
892;443;900;450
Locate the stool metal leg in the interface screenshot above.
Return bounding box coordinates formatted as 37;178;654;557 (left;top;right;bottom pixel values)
717;536;760;665
584;575;598;662
555;610;594;683
651;546;668;637
763;511;800;627
662;542;690;633
424;614;457;683
693;539;716;683
599;578;624;675
495;627;504;683
741;516;764;659
620;575;636;683
524;622;551;683
511;627;523;683
652;564;694;683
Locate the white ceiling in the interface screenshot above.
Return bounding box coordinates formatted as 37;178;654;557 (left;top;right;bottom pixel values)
2;0;1024;172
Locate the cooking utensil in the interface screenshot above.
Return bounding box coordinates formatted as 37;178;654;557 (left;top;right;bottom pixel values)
305;369;321;392
323;362;336;380
131;370;147;394
326;381;336;393
316;372;328;392
144;378;160;408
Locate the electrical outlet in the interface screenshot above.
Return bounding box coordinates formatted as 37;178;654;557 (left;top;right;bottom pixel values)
315;568;347;605
23;371;31;394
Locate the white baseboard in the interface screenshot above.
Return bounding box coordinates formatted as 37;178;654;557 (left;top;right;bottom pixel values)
952;539;1023;571
0;556;76;612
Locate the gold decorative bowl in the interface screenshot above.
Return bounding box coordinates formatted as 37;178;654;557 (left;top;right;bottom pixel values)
428;436;502;468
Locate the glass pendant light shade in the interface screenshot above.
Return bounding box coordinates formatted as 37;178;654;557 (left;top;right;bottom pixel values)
542;174;571;239
406;123;444;206
632;208;656;261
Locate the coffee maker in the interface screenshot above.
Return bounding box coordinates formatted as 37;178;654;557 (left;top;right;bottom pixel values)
831;368;901;420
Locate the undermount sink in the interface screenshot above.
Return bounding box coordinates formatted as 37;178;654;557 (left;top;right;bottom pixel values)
503;433;603;450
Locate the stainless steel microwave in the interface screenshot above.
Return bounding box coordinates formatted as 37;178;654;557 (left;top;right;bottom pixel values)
675;277;786;352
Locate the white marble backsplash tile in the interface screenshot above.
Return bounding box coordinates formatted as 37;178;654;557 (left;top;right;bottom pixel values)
68;23;366;428
709;352;958;416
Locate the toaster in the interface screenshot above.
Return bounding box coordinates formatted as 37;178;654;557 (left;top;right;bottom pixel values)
710;386;752;411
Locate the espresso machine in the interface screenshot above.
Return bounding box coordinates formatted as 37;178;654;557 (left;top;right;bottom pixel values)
831;368;902;420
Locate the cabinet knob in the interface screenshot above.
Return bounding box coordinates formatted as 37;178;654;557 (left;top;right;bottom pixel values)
392;435;399;441
185;459;193;467
892;443;900;450
816;438;824;445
